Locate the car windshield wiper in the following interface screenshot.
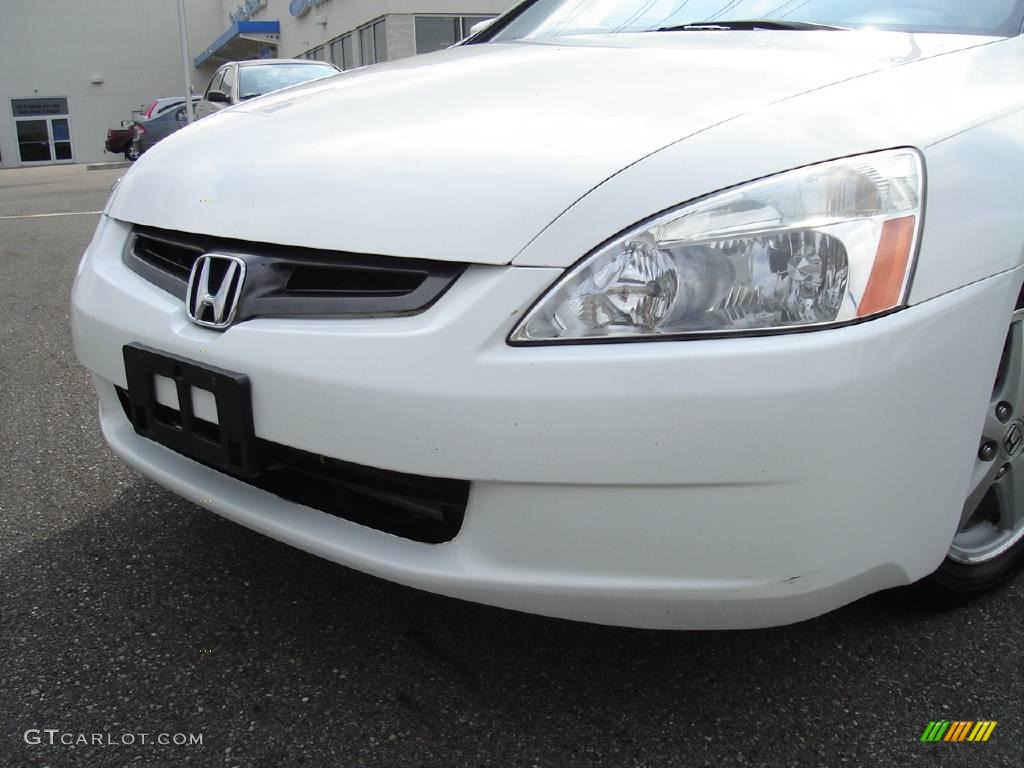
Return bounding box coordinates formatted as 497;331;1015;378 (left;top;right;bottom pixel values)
655;19;849;32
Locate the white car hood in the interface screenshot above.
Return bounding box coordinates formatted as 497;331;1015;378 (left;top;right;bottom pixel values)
109;31;989;265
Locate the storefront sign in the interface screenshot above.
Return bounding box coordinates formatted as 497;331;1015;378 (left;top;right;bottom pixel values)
289;0;330;18
11;98;69;117
229;0;266;24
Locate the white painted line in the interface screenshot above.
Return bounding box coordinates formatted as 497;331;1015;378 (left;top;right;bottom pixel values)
0;210;102;221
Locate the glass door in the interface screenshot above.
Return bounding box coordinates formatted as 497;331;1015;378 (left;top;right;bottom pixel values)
16;119;52;162
11;97;74;165
14;117;74;164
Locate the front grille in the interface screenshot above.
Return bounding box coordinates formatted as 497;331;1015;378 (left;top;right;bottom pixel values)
115;387;469;544
124;226;466;323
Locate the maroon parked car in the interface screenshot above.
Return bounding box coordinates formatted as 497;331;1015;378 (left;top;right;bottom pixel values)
105;127;136;160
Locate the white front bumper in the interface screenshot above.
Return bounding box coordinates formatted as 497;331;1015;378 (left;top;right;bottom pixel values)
72;216;1019;628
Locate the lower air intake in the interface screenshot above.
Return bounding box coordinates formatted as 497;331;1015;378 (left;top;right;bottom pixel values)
116;387;469;544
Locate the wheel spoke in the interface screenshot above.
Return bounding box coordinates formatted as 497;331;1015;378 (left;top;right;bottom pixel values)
959;457;1002;530
992;465;1023;532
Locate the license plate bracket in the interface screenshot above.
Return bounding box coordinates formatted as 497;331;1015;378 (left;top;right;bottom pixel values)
122;343;260;478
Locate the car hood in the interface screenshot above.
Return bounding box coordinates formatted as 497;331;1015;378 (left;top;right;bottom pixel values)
109;31;990;265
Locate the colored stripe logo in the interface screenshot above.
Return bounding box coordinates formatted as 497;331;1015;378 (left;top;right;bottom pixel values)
921;721;997;742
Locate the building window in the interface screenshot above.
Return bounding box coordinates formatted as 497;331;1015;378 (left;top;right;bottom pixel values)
330;34;354;70
373;20;387;61
359;19;387;65
358;26;371;64
414;15;496;54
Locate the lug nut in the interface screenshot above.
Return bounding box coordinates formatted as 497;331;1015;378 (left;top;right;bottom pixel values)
979;440;998;461
997;402;1013;422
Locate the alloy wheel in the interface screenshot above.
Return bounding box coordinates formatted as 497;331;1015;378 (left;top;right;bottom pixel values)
949;310;1024;564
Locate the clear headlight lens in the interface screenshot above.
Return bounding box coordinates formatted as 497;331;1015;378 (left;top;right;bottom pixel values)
510;149;923;343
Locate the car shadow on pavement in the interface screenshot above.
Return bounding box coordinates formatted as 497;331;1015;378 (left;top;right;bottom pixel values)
4;476;1022;767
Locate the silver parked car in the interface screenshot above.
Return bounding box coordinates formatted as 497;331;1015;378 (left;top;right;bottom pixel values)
194;59;339;120
132;97;201;158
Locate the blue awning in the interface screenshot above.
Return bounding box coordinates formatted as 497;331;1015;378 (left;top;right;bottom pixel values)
195;20;280;67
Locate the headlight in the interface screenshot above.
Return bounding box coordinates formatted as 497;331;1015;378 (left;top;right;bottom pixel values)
510;149;923;344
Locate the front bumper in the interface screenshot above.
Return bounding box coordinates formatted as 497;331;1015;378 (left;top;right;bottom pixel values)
72;216;1019;628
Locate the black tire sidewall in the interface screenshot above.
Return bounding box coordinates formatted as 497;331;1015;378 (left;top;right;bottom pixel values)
930;528;1024;596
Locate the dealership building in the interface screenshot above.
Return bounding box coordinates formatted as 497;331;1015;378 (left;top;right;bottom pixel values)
0;0;510;168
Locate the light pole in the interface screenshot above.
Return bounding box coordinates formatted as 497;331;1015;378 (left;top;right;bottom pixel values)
176;0;195;124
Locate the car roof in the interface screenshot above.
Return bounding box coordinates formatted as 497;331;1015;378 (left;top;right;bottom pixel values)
141;110;180;124
234;59;334;67
152;96;199;104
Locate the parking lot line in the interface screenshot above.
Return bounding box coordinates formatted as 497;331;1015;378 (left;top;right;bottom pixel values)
0;210;102;220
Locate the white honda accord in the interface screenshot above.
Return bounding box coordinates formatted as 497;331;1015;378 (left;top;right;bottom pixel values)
72;0;1024;628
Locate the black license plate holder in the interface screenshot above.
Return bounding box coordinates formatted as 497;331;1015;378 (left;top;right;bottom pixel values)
123;343;260;478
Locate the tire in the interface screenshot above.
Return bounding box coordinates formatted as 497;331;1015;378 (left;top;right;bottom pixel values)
925;539;1024;599
125;146;140;162
921;312;1024;599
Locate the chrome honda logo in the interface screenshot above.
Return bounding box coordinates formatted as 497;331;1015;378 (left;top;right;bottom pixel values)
186;254;245;329
1004;421;1024;458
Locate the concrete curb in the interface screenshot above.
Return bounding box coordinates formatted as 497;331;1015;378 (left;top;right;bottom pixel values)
86;161;132;171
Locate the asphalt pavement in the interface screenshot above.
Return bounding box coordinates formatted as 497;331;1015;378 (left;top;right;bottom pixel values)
1;166;1021;768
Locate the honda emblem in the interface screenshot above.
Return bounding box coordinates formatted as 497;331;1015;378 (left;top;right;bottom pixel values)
186;254;246;329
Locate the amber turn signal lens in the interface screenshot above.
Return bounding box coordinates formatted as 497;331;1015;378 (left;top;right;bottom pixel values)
858;215;917;318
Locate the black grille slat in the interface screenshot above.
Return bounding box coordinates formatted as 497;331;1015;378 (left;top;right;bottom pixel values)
115;387;468;544
132;232;203;280
284;264;427;296
123;225;466;323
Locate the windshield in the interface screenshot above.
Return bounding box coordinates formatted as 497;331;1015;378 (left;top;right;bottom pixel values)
484;0;1024;40
238;63;337;99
